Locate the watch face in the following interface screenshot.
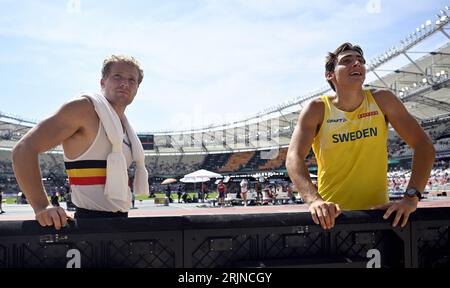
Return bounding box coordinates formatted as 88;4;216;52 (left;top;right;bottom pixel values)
405;188;420;198
406;188;417;196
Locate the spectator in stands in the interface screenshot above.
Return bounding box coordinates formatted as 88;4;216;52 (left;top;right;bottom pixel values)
65;191;75;211
286;42;435;230
287;184;295;203
240;178;249;206
204;183;210;200
201;182;210;201
149;185;156;198
165;185;173;203
131;191;137;209
16;192;27;204
181;191;191;203
50;191;60;207
255;181;263;202
129;176;137;209
0;190;5;214
268;185;278;204
177;184;183;203
217;180;227;207
198;182;205;203
12;55;149;229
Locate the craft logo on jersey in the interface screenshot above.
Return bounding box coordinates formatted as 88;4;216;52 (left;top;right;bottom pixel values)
327;118;347;123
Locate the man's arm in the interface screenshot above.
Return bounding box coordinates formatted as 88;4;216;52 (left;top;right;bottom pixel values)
286;99;341;229
373;89;435;227
12;98;94;229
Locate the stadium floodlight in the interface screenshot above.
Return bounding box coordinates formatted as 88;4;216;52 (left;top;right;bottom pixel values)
441;15;448;21
430;51;450;56
426;20;432;26
394;69;423;76
422;78;427;83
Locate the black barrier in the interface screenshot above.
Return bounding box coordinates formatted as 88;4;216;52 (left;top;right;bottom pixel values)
410;207;450;268
0;208;449;268
0;216;184;268
182;211;410;268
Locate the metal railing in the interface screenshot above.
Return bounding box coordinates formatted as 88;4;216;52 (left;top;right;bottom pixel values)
0;208;449;268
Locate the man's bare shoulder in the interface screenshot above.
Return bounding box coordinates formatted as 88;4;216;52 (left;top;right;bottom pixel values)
370;88;402;112
62;96;95;112
56;97;97;120
371;89;422;129
300;97;325;122
303;97;325;113
370;88;397;102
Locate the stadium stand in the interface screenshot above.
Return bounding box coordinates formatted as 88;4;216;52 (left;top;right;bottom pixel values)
259;148;288;171
219;151;255;172
0;11;449;197
201;153;230;172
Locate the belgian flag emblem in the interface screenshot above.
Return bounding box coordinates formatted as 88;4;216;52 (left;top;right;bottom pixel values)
65;160;107;186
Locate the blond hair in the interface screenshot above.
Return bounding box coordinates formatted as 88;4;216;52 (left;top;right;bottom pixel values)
102;55;144;85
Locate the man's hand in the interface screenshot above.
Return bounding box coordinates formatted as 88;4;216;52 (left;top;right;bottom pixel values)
372;197;419;228
35;207;73;230
309;199;342;229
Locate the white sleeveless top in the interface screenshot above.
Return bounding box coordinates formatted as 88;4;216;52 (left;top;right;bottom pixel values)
64;122;133;212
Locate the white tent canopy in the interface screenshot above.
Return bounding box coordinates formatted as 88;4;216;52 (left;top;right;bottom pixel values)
215;176;231;184
180;169;223;183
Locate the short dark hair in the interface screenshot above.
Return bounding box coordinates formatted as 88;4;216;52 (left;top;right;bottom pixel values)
325;43;364;91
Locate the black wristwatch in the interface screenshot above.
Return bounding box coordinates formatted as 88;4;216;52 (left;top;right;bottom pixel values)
404;188;422;201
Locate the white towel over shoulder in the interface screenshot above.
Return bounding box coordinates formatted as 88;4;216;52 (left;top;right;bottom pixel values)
82;92;149;202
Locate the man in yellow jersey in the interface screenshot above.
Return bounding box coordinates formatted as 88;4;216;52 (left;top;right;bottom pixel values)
286;43;435;230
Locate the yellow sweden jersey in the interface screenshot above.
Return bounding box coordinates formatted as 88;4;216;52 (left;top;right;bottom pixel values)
312;90;388;210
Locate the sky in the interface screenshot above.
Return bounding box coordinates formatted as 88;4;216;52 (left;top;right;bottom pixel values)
0;0;449;133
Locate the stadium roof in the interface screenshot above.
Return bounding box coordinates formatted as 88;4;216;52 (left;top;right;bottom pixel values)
0;114;34;142
1;10;449;155
368;43;450;121
147;11;450;135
